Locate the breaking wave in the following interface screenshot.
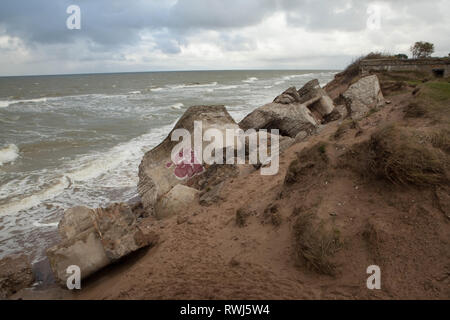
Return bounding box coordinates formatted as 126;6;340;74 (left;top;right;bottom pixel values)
0;177;70;216
170;103;184;110
0;122;175;217
0;144;19;166
0;97;47;108
242;77;258;83
169;82;218;89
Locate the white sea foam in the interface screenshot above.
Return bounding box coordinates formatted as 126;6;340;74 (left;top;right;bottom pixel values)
0;144;19;166
170;103;184;110
0;97;47;108
274;73;317;84
32;221;59;228
16;97;47;104
66;156;129;182
216;85;239;90
170;82;218;89
0;101;11;108
228;108;251;123
63;122;174;188
65;139;146;183
128;90;141;95
242;77;258;83
0;177;70;216
288;73;314;79
0;122;176;217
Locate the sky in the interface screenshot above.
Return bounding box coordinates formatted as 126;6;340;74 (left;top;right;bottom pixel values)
0;0;449;76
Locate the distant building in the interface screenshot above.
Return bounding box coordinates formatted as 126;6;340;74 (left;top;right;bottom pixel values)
360;58;450;78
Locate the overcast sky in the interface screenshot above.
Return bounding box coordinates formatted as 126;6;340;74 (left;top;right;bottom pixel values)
0;0;449;76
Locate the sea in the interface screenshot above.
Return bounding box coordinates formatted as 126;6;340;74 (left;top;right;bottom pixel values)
0;70;337;261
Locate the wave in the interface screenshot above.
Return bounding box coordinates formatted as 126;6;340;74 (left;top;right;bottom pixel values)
128;91;141;95
228;108;251;123
216;85;239;90
0;177;70;216
32;221;59;228
150;82;218;92
242;77;258;83
0;152;129;216
0;144;19;166
169;82;218;90
169;103;184;110
64;145;140;183
72;122;174;184
0;101;10;108
283;73;315;81
0;116;20;124
0;122;176;216
0;97;47;108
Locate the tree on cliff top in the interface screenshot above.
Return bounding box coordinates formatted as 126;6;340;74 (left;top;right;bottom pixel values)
410;42;434;59
395;54;408;60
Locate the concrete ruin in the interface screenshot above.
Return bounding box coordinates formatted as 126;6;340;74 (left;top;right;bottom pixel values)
360;58;450;78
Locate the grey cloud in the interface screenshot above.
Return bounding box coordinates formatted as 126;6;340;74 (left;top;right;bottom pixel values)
168;0;276;29
280;0;368;31
278;0;447;32
154;38;182;54
219;34;257;52
1;0;447;50
0;0;274;48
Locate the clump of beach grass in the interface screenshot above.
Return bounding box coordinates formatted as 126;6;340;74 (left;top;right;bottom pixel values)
345;125;448;187
293;210;342;276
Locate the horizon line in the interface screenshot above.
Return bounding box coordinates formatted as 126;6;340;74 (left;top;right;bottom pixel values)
0;68;342;78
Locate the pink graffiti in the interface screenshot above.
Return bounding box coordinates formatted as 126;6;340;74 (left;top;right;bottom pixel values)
166;149;204;180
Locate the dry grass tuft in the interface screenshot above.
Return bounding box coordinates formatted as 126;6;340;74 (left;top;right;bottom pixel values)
284;142;329;185
404;102;427;118
341;52;396;81
345;125;448;186
334;119;358;139
236;208;251;227
293;211;342;276
429;129;450;154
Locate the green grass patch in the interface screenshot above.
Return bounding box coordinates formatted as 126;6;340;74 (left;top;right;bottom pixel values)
423;81;450;102
406;80;450;124
377;70;428;83
406;80;422;86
